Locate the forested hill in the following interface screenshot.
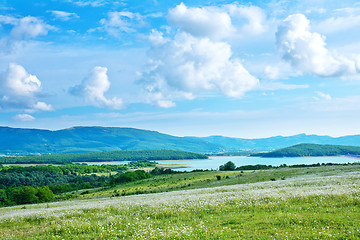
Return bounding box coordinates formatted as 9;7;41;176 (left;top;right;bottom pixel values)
253;143;360;158
0;150;208;164
0;126;224;155
195;134;360;151
2;126;360;155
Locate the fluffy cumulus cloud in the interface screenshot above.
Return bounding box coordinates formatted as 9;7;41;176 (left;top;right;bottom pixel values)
168;3;235;40
139;3;265;107
140;31;259;107
0;63;53;112
167;3;266;40
50;10;79;21
276;14;359;77
100;11;145;36
70;66;123;109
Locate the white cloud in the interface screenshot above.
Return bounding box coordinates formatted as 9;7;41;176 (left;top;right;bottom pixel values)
0;63;52;111
140;31;259;107
4;63;41;97
100;11;145;36
168;3;235;40
314;91;332;101
10;16;53;39
50;10;79;21
167;3;266;40
227;4;267;36
68;0;112;7
0;15;18;25
276;14;359;77
259;81;309;91
263;66;281;80
31;101;54;112
70;66;124;109
13;114;35;122
314;7;360;34
0;15;54;53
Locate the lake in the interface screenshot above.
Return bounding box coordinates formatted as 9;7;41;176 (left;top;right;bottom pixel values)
87;156;359;171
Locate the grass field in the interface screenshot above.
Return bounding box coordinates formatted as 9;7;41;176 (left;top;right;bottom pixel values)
0;165;359;239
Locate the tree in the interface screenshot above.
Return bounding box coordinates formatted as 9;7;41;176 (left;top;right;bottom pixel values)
36;186;54;203
10;186;38;204
219;161;236;171
0;189;8;206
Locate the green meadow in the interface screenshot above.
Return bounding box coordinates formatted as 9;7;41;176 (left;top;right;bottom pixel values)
0;165;359;239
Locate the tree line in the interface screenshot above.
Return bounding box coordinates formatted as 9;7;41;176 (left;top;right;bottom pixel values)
0;161;157;207
0;149;208;164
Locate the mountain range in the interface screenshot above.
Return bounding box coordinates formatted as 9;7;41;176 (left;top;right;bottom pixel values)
1;126;360;155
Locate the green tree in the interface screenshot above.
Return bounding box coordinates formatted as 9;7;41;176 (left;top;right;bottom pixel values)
0;189;8;206
36;186;54;203
10;186;38;204
219;161;236;171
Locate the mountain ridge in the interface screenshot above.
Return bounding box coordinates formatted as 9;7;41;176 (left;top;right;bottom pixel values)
1;126;360;155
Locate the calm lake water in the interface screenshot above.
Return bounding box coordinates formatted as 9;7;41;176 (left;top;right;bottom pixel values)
87;156;359;171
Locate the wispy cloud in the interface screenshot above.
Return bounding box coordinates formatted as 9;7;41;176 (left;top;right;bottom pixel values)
68;0;112;7
13;114;35;121
0;15;54;53
49;10;79;21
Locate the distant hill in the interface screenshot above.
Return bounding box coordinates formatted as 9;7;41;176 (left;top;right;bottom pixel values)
254;143;360;158
194;134;360;151
0;126;224;155
1;126;360;156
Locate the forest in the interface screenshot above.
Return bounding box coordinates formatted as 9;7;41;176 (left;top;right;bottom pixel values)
0;161;156;206
0;149;208;164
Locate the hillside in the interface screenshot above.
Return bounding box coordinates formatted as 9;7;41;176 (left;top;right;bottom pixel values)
195;134;360;151
254;143;360;158
2;126;360;155
0;126;224;155
1;165;359;239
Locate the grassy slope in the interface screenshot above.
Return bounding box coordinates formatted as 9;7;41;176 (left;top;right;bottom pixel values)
0;165;359;239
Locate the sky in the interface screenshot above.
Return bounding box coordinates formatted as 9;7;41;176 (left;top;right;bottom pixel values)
1;0;360;138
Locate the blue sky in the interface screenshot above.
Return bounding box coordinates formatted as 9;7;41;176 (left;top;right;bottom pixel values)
1;0;360;138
